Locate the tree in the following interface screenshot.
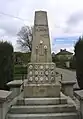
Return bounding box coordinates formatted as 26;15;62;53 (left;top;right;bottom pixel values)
14;52;31;64
74;36;83;89
70;55;76;69
17;26;33;52
0;41;14;90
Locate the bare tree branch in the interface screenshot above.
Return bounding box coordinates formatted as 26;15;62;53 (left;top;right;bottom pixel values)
17;26;33;52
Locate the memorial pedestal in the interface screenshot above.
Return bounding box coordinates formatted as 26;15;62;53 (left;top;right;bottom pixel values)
24;83;60;98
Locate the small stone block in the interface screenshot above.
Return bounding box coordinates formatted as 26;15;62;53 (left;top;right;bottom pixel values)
74;90;83;100
0;90;12;103
7;80;23;88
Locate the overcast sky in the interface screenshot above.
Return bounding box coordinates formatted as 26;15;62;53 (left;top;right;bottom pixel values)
0;0;83;53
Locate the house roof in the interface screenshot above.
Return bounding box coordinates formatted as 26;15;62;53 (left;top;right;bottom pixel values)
55;49;73;56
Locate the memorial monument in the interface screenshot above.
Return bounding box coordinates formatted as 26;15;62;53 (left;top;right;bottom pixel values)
6;11;78;119
24;11;60;97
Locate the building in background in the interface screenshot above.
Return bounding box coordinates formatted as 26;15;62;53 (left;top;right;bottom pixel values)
54;49;73;68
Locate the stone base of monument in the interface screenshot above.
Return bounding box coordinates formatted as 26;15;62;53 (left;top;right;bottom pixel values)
24;83;60;98
24;62;61;98
6;92;78;119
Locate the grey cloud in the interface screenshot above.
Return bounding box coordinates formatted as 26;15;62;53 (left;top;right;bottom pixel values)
0;0;49;39
0;15;24;37
63;10;83;33
0;0;48;38
67;10;83;26
0;0;27;38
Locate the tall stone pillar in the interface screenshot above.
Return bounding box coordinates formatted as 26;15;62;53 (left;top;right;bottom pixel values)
31;11;52;62
24;11;60;98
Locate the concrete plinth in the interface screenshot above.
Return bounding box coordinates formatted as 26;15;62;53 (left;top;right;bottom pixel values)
61;81;76;98
7;80;23;98
24;83;60;98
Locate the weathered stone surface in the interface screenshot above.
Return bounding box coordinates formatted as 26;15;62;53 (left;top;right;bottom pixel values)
27;63;56;84
24;84;60;98
7;80;23;88
16;97;67;105
74;90;83;100
0;90;12;119
31;11;52;63
61;81;76;98
24;11;60;98
6;92;78;119
0;90;12;103
6;113;78;119
74;90;83;119
7;80;23;98
9;104;76;114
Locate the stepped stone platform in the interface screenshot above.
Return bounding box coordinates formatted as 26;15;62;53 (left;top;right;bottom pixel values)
6;93;78;119
6;113;78;119
16;97;67;105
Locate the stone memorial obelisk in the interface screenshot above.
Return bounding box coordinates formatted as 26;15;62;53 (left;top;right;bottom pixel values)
31;11;52;62
6;11;77;119
24;11;60;97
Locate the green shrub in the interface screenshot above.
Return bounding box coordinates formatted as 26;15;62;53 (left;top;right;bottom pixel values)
0;41;14;90
74;37;83;89
70;56;76;69
14;65;27;80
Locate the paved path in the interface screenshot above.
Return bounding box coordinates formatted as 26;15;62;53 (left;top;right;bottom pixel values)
56;68;79;89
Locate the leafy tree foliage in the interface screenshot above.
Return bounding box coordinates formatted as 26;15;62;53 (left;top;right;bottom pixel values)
17;26;33;52
0;41;14;90
14;52;31;64
70;55;76;69
74;36;83;89
14;64;27;80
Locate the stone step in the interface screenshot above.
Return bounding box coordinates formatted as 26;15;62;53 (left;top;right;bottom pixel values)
6;113;78;119
9;104;76;114
16;97;67;105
